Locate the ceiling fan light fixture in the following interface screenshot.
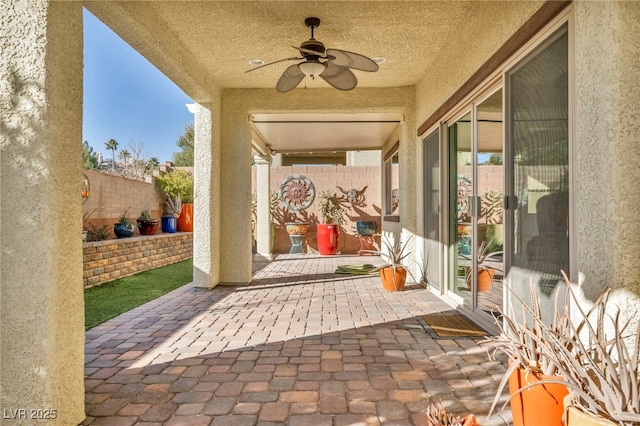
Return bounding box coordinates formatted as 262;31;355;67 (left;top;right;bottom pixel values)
372;57;386;64
248;58;265;66
298;60;326;78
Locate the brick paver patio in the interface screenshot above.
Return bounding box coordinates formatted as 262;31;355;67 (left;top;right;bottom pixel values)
83;255;512;425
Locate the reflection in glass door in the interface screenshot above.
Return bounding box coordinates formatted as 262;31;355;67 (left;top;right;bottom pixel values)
448;90;505;315
449;113;473;302
476;90;504;315
505;26;569;324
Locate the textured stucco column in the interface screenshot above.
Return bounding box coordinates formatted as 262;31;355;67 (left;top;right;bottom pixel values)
574;2;640;316
188;102;221;289
254;157;273;261
219;92;253;284
0;2;85;424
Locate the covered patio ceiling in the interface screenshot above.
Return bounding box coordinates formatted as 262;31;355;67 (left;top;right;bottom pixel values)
84;1;544;152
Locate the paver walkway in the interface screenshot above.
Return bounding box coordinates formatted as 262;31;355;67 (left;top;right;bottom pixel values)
83;255;512;426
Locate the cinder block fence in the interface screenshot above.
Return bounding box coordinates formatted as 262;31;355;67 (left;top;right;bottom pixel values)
83;233;193;288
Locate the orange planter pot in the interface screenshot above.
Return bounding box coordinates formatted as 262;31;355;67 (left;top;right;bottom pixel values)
380;267;407;291
509;367;569;426
465;267;494;292
178;203;193;232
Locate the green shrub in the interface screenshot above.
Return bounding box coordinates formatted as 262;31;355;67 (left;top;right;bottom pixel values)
86;224;111;242
156;169;194;203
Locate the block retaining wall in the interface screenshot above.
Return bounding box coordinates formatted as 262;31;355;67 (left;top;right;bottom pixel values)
83;233;193;288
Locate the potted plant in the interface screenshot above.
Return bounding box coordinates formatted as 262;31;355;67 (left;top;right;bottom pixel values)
316;189;346;255
361;235;414;291
426;400;478;426
114;209;135;238
156;169;194;232
547;279;640;426
462;240;503;292
481;283;570;426
162;194;181;233
137;210;160;235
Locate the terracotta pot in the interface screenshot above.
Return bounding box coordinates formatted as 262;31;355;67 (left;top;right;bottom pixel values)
477;267;494;292
465;267;494;292
509;366;569;426
317;224;339;255
462;415;478;426
177;203;193;232
380;267;407;291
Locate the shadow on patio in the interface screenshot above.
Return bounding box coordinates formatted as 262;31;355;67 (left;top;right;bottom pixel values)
83;255;512;426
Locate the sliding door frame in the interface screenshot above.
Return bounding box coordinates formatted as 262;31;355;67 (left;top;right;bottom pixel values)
418;6;574;332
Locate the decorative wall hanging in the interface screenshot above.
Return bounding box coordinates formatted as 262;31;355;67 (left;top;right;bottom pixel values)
336;185;367;207
82;174;90;203
279;174;315;211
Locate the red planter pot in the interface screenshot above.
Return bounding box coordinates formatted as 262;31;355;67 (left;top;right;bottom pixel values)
137;219;160;235
317;224;339;255
178;203;193;232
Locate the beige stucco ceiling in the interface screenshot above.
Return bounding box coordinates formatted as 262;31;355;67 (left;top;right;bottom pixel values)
84;1;541;152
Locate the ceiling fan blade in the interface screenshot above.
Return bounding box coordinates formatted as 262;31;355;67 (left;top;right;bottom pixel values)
320;61;357;91
326;49;379;72
245;57;300;73
276;64;305;93
291;45;327;57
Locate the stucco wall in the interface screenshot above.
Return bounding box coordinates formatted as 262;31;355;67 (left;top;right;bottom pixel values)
574;1;640;323
415;1;544;124
0;1;85;424
253;165;382;254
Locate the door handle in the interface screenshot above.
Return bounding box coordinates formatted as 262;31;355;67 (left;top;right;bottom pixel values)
504;195;518;210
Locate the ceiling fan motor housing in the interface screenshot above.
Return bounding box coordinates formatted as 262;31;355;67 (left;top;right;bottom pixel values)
300;39;325;57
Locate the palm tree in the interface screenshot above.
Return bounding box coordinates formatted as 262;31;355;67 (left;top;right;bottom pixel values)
118;149;130;163
105;139;118;171
119;149;130;176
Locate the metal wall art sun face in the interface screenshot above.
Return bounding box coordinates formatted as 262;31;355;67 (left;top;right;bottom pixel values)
278;174;315;211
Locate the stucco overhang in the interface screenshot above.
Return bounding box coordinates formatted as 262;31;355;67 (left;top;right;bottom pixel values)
84;1;544;151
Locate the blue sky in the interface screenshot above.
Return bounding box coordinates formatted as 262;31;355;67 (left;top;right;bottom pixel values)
83;9;194;163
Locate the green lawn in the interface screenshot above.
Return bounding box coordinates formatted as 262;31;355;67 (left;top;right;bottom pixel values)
84;258;193;330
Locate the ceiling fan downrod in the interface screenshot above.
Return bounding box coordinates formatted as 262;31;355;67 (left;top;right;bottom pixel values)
304;17;321;38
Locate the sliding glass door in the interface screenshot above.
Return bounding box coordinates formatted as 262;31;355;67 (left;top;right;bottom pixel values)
448;90;505;316
505;26;569;323
423;130;441;290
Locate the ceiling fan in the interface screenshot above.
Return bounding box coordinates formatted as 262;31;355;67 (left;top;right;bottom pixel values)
246;17;379;93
